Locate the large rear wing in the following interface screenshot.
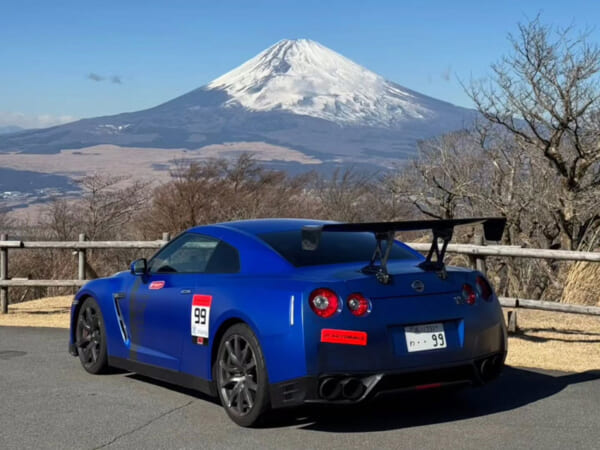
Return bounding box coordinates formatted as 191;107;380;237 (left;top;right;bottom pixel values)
302;217;506;284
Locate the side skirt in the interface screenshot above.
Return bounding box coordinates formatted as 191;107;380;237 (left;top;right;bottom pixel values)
108;356;217;397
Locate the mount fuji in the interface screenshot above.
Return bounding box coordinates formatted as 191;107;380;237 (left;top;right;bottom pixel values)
208;39;443;127
0;39;477;195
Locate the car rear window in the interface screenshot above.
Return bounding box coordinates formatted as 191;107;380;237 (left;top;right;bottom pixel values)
258;230;419;267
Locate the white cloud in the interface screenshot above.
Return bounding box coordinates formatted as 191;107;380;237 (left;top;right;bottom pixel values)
0;111;77;129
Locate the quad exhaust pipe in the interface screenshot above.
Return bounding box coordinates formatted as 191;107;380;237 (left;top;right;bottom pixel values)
478;355;503;382
319;377;342;400
340;377;366;400
318;377;366;401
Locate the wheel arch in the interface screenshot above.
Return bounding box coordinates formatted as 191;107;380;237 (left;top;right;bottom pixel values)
70;293;94;345
209;312;269;380
210;317;247;379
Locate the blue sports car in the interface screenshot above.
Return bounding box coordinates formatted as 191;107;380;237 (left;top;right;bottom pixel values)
69;217;507;426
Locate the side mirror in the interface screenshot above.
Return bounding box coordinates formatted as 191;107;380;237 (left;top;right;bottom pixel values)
130;258;147;276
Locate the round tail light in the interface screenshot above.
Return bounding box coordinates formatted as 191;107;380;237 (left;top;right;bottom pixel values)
347;293;371;317
309;288;340;318
462;283;477;305
476;276;492;301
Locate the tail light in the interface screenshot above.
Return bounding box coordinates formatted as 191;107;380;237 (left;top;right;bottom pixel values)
346;293;371;317
462;283;477;305
475;276;492;301
309;288;340;318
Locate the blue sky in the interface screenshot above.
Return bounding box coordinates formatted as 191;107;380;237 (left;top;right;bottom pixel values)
1;0;599;128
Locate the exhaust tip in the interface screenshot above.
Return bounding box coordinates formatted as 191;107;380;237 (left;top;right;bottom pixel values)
341;377;366;400
319;377;342;400
479;355;504;382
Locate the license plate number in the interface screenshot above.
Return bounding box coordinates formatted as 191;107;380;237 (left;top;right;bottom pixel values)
404;323;446;352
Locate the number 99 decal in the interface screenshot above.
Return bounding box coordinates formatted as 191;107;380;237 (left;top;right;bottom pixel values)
191;295;212;338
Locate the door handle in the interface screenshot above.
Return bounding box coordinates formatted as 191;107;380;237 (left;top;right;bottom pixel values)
180;289;192;295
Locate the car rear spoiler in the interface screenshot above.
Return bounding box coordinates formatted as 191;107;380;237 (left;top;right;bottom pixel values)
302;217;506;284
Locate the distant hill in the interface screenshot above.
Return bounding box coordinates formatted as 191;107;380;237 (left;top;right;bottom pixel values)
0;126;25;135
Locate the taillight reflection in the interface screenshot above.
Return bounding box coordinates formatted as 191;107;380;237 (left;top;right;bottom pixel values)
476;276;492;301
462;283;477;305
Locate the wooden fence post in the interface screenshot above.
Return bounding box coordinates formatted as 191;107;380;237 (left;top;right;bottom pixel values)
507;310;518;333
162;232;171;243
1;233;8;314
78;234;86;281
475;234;487;275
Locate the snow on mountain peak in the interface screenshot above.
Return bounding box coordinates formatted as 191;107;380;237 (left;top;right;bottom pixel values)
208;39;434;127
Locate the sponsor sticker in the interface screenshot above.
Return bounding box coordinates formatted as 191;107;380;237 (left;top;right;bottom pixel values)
320;328;368;346
149;281;165;290
191;336;209;346
191;295;212;338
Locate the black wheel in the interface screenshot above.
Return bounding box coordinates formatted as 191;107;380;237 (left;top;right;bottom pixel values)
214;323;270;427
75;297;108;374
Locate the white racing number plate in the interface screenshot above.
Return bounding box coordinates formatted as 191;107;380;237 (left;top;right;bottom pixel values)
404;323;446;352
191;295;212;339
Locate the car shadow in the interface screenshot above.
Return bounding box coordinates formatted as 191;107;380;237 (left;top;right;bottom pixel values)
262;366;600;432
124;373;222;406
512;334;600;344
520;327;600;337
119;366;600;432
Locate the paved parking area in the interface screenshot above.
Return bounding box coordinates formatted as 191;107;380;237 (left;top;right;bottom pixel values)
1;326;599;449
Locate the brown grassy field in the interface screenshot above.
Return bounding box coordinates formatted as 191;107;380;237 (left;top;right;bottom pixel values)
0;297;598;373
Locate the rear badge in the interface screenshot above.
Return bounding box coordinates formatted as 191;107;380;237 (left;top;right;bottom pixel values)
149;281;165;290
321;329;367;346
411;280;425;293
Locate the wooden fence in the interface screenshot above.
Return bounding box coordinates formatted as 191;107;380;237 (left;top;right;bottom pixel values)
1;234;600;327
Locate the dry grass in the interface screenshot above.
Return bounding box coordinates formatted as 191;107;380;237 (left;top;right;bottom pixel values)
505;308;600;373
561;261;600;306
0;296;71;328
1;297;598;373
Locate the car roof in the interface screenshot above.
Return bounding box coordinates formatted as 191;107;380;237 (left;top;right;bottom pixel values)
194;218;334;236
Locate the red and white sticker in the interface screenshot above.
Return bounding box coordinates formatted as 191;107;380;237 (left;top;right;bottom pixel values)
321;328;368;346
191;295;212;338
149;281;165;290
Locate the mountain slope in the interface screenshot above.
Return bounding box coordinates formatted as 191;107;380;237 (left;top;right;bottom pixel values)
0;126;25;135
0;39;477;167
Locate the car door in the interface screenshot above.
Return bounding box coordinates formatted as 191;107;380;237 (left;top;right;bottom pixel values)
127;233;221;371
179;238;241;380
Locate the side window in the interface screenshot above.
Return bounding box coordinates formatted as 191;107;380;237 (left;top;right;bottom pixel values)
148;233;240;274
204;241;240;274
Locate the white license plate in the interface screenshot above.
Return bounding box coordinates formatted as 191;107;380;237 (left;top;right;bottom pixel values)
404;323;447;352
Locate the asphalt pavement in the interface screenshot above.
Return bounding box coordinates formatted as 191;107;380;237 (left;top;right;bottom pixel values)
0;326;599;450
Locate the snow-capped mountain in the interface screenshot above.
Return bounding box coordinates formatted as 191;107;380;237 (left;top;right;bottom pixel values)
0;39;477;190
209;39;433;127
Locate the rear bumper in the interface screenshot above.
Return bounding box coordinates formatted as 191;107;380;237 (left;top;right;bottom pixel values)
270;350;505;409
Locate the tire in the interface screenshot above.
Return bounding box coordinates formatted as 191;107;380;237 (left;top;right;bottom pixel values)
213;323;270;427
75;297;109;374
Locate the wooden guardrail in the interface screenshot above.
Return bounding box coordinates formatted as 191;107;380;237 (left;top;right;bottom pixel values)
409;239;600;328
0;233;169;313
1;234;600;324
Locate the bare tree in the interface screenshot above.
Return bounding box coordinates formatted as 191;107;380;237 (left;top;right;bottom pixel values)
467;16;600;250
0;210;13;235
75;174;150;240
44;198;78;240
389;131;488;220
314;168;384;222
143;154;320;235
